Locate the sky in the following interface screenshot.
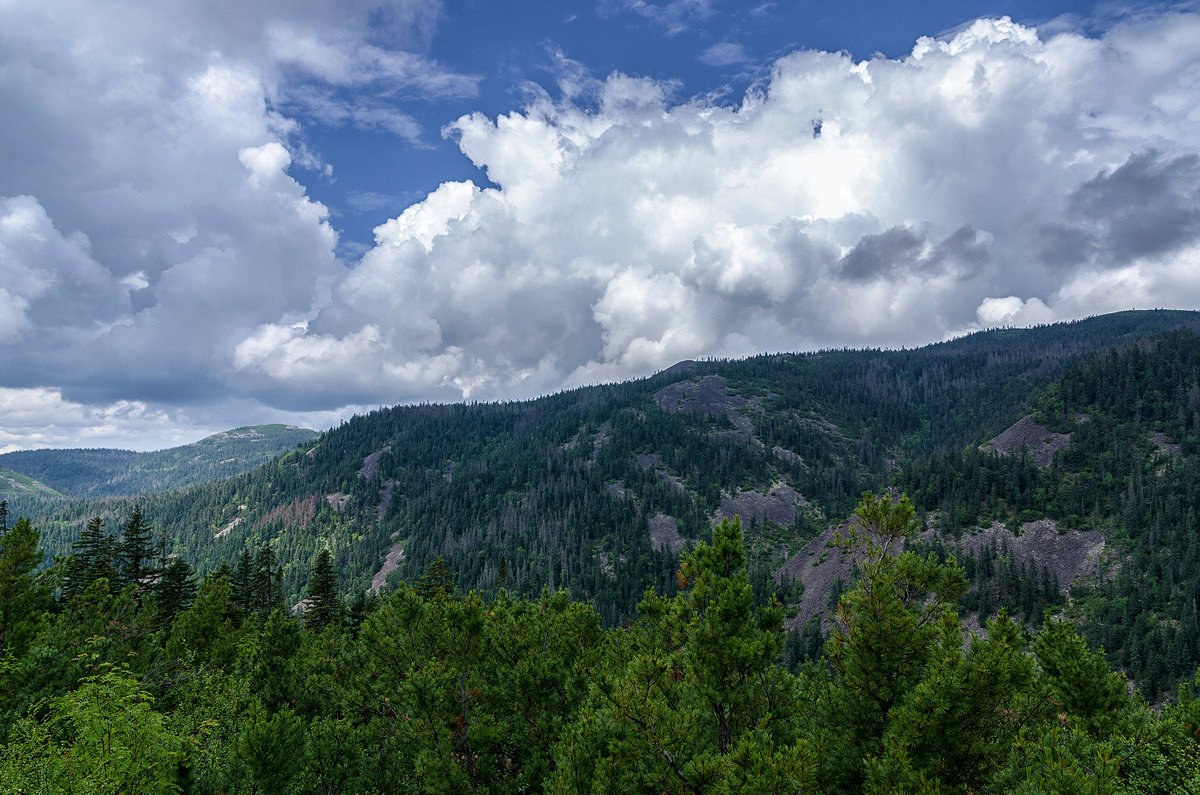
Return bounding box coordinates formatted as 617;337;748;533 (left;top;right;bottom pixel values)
3;0;1200;451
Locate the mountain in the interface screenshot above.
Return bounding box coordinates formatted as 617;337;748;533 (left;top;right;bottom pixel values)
0;468;65;502
27;310;1200;647
0;424;318;506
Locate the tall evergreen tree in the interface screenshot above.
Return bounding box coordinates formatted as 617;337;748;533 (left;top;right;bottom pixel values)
230;547;255;619
118;505;156;591
251;545;284;618
415;556;455;599
62;516;117;602
152;558;197;630
303;549;342;631
0;514;49;659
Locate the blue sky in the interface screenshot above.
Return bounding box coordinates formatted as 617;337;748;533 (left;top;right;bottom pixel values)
307;0;1107;256
2;0;1199;450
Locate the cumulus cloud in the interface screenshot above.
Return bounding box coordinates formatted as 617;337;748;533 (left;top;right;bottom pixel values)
0;0;473;444
5;3;1200;447
227;11;1200;405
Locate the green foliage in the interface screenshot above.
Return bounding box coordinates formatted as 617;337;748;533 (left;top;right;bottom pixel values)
303;548;342;631
414;555;456;600
118;504;156;591
0;512;50;661
822;493;969;790
61;516;117;603
0;664;183;794
1032;619;1130;736
552;518;813;793
151;557;197;630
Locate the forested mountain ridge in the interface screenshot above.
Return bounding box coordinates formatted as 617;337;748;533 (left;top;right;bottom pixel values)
8;311;1200;790
890;326;1200;698
0;468;64;503
25;309;1200;631
0;424;317;506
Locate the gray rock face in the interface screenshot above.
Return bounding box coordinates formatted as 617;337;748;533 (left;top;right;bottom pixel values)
983;415;1070;467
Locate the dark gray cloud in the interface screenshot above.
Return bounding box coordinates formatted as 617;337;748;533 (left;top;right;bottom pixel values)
838;225;989;282
839;227;926;281
1068;150;1200;262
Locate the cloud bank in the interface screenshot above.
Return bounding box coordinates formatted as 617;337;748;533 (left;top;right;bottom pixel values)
242;13;1200;403
4;4;1200;446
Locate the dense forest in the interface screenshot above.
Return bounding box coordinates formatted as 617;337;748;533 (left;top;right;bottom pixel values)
3;495;1199;793
899;328;1200;699
0;424;317;506
21;310;1200;626
7;310;1200;789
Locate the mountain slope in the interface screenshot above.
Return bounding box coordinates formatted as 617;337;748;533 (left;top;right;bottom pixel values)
0;424;318;501
0;468;64;502
27;310;1200;633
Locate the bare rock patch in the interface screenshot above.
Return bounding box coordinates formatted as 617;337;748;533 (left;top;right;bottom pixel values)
983;415;1070;467
946;518;1105;589
648;513;684;553
370;543;405;593
716;484;801;527
359;446;391;479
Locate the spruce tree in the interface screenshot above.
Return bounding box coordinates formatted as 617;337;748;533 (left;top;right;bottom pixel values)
63;516;117;602
152;557;197;629
118;505;156;591
303;549;342;631
416;556;455;599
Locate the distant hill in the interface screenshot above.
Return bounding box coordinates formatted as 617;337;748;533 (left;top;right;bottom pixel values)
0;467;65;502
26;310;1200;637
0;424;318;502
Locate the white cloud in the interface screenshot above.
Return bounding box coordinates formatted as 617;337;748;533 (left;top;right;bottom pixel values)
700;42;751;66
0;0;463;434
228;12;1200;405
603;0;715;34
5;3;1200;446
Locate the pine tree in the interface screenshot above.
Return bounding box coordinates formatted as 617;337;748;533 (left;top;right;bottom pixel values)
152;558;197;629
824;492;968;790
304;549;342;631
416;556;456;599
62;516;117;602
0;514;49;659
118;505;156;591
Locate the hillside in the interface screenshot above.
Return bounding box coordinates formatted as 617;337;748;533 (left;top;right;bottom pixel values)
0;424;318;505
0;468;64;503
29;310;1200;637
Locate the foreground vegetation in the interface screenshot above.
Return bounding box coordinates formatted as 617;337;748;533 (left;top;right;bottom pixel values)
3;496;1199;793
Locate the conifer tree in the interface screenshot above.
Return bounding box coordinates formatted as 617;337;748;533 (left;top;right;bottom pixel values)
823;492;968;790
304;549;342;631
416;556;455;599
251;545;284;618
118;505;156;591
152;558;197;630
0;514;49;659
62;516;117;602
230;547;255;619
